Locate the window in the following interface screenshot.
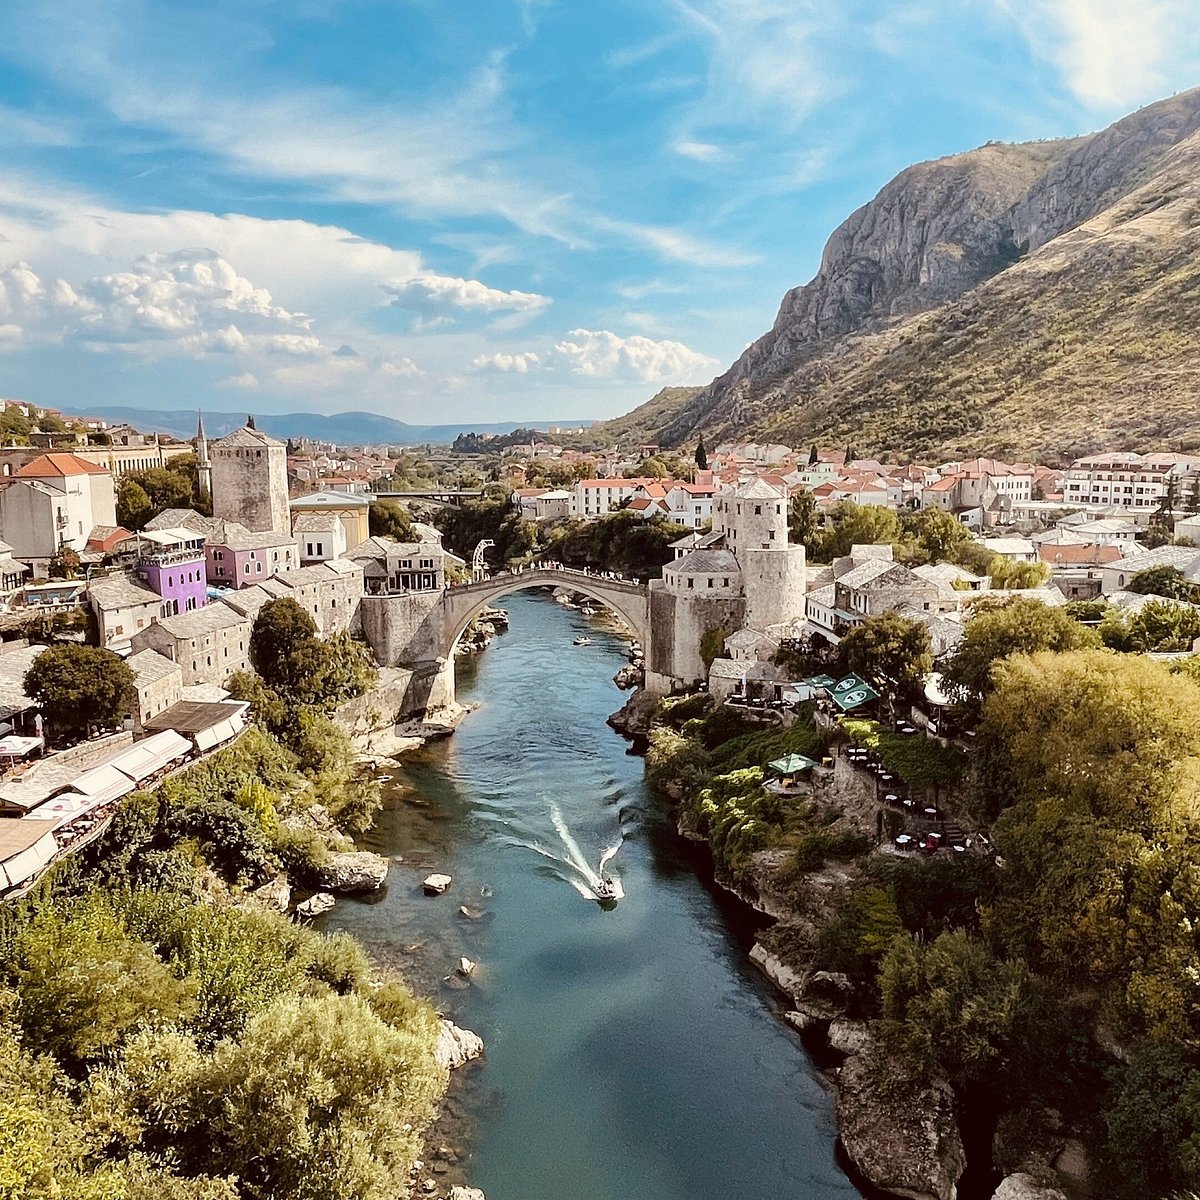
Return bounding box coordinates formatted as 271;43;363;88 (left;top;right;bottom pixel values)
768;530;775;541
723;578;729;587
244;563;250;575
114;624;124;635
707;578;713;588
755;505;762;515
687;577;694;589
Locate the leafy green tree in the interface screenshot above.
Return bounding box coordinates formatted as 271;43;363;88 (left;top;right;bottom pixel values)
139;994;445;1200
940;597;1098;719
249;599;318;691
898;507;976;566
818;501;902;560
1100;1043;1200;1198
23;645;136;739
1100;598;1200;653
1128;565;1200;601
10;896;195;1063
640;456;668;479
116;479;154;531
48;546;81;580
368;498;414;542
987;556;1050;589
881;931;1030;1085
839;611;932;698
787;490;821;553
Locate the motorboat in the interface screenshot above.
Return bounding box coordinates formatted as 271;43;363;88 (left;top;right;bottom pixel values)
594;876;618;902
574;636;592;646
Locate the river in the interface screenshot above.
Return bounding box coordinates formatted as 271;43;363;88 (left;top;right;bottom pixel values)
330;590;860;1200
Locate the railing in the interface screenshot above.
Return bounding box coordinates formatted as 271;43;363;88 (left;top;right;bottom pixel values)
446;563;647;592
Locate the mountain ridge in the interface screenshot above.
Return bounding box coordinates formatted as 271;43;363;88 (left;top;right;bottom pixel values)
600;87;1200;462
68;406;595;446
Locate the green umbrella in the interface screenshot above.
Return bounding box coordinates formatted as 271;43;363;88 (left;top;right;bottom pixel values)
768;753;818;775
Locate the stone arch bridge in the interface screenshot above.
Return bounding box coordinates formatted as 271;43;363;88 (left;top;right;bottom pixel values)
441;566;650;656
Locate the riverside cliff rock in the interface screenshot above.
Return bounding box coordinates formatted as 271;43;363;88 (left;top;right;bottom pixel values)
836;1039;965;1200
602;86;1200;460
315;850;389;893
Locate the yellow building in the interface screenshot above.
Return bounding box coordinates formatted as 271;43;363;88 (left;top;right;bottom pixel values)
288;491;371;552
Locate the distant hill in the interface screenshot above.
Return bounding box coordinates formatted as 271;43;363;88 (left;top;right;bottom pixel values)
599;87;1200;463
69;407;595;447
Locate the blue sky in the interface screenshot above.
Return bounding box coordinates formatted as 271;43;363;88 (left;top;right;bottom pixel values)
0;0;1197;426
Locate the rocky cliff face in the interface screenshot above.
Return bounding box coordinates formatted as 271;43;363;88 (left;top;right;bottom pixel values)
618;86;1200;461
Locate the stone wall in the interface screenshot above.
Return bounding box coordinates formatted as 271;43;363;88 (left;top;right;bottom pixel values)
648;584;746;687
360;590;445;666
337;661;455;740
743;545;806;630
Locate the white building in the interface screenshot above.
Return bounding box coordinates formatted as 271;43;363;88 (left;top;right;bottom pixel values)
0;453;117;565
1062;452;1200;513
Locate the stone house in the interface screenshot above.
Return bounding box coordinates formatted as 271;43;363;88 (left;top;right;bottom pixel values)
288;490;371;550
348;537;448;595
0;453;117;566
832;561;940;631
211;424;290;537
294;511;348;564
126;648;184;734
1100;545;1200;595
87;575;162;651
130;603;252;687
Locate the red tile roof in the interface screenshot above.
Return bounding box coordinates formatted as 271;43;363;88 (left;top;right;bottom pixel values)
15;453;109;478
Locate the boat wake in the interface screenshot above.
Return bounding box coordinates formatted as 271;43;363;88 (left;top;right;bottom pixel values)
504;800;624;902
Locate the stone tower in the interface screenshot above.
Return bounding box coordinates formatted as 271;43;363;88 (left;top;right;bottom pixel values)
195;411;212;502
723;479;806;631
210;422;290;536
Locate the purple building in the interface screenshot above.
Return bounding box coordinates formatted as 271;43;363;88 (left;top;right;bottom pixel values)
137;527;208;618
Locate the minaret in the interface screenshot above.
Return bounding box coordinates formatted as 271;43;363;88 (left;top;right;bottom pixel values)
195;411;212;503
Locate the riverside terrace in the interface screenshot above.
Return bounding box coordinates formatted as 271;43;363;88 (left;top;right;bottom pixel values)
0;699;249;899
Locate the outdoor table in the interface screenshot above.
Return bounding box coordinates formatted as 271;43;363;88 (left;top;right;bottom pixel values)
952;844;967;853
902;798;917;810
880;773;894;783
924;807;939;818
885;793;899;804
895;834;913;849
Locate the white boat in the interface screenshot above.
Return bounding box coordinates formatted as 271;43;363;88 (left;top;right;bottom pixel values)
594;877;618;902
574;636;592;646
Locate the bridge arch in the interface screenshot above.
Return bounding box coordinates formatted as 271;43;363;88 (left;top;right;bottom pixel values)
440;567;651;661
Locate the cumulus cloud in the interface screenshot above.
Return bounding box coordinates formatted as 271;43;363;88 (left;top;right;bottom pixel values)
384;273;550;325
474;329;717;383
548;328;718;381
471;350;541;373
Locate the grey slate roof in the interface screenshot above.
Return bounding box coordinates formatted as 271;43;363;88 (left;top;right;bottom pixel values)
127;648;182;685
672;548;741;574
88;575;160;611
836;559;902;589
213;426;285;449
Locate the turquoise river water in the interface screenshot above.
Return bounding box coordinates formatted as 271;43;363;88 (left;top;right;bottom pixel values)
329;590;862;1200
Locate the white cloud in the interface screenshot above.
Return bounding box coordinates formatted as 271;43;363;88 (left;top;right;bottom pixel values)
384;274;551;323
549;328;718;381
996;0;1200;109
595;216;761;268
221;371;260;390
674;139;726;163
471;350;541;373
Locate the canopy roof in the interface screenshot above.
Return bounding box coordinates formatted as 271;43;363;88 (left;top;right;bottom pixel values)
768;754;818;775
829;674;881;712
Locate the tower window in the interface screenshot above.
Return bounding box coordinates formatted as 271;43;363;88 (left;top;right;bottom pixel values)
755;505;762;515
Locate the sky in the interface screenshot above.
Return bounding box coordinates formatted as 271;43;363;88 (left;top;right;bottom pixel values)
0;0;1198;427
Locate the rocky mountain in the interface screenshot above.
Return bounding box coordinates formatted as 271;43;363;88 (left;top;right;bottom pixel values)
602;87;1200;462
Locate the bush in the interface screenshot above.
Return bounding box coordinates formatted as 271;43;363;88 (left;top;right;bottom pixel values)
814;887;903;984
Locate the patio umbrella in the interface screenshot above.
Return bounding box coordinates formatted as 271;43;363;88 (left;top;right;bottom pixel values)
768;753;818;776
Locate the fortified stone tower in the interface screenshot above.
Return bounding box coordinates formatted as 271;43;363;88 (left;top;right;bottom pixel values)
726;478;806;631
210;419;290;536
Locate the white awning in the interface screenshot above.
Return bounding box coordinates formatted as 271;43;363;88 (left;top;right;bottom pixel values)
0;828;57;889
195;715;242;752
66;763;136;805
924;671;953;708
109;730;190;783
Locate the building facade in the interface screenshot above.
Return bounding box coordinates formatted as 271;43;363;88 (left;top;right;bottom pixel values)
211;424;290;536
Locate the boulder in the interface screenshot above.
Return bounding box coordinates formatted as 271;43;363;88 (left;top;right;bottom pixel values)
836;1040;965;1200
458;956;477;977
434;1019;484;1070
296;892;335;919
315;851;389;893
749;942;807;1000
424;873;453;895
449;1189;487;1200
993;1175;1068;1200
828;1018;871;1056
251;874;291;913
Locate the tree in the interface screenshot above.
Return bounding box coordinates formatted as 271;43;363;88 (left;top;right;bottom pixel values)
23;644;136;739
640;456;668;479
787;490;821;552
818;501;902;561
1187;475;1200;515
940;596;1098;719
881;931;1030;1085
1100;598;1200;653
694;437;708;471
1127;564;1200;601
808;443;819;466
839;611;932;699
987;556;1050;589
368;498;414;542
898;507;976;566
249;599;318;691
116;479;155;531
48;546;81;580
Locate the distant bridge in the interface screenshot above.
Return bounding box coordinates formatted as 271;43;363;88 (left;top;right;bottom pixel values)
372;489;484;507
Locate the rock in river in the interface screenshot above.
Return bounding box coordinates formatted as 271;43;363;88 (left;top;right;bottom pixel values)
423;873;453;895
296;892;335;919
315;850;389;893
435;1019;484;1070
251;874;291;913
993;1175;1068;1200
449;1189;487;1200
836;1039;965;1200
